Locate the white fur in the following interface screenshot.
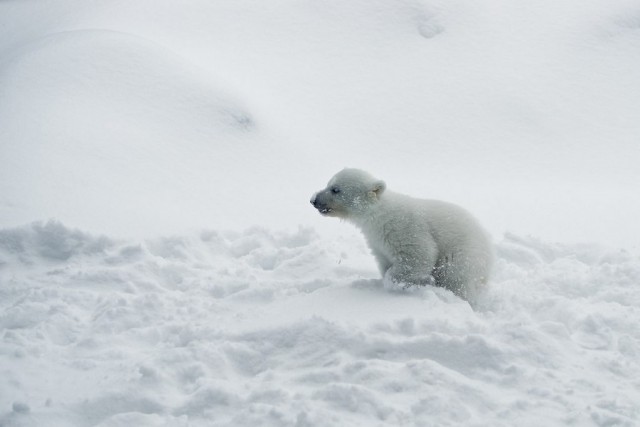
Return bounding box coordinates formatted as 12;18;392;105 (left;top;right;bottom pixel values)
311;168;492;304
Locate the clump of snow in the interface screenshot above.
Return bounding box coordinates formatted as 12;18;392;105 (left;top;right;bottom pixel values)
1;222;639;426
0;220;112;263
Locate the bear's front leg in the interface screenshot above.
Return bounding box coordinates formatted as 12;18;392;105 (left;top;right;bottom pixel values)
383;262;436;289
380;234;438;288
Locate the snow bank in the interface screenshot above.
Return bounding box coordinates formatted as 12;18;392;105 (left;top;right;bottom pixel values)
0;28;284;237
1;222;639;426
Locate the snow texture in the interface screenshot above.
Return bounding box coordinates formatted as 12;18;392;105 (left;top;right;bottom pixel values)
1;0;640;426
1;222;639;426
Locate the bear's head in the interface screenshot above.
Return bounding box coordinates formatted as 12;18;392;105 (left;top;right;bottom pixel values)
310;168;386;219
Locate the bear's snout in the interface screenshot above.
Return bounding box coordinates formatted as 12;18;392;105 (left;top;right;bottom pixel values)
310;194;319;208
310;193;324;209
310;192;333;214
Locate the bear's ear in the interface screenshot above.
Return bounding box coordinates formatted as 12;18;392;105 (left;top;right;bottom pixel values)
371;180;386;197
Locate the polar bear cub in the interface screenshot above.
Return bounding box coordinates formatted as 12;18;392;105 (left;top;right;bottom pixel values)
310;168;492;304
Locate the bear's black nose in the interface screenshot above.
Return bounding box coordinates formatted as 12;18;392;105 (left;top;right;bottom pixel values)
310;195;327;210
311;193;324;206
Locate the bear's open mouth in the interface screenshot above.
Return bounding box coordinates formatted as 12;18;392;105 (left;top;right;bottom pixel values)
319;208;333;214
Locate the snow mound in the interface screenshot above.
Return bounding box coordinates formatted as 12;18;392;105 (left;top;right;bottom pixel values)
0;29;272;236
1;222;639;426
0;29;253;138
0;221;112;263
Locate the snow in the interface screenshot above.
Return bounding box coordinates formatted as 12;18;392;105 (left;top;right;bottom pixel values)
1;0;640;426
1;222;639;426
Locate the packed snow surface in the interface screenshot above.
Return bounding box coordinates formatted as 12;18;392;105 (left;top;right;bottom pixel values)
1;0;640;426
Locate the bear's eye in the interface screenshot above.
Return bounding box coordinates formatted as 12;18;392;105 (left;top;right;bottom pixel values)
331;187;341;194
